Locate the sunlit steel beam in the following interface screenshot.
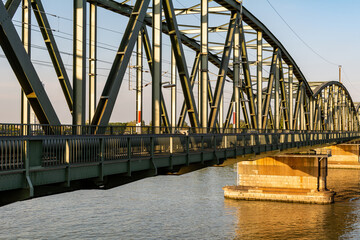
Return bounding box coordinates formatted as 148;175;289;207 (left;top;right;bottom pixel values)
31;0;74;113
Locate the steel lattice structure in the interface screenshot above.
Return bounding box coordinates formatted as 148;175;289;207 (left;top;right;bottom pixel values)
0;0;359;133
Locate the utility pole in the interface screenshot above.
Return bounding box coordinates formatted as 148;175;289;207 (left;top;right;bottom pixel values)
339;65;342;83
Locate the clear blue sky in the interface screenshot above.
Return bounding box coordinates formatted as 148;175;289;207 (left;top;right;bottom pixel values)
0;0;359;124
244;0;360;90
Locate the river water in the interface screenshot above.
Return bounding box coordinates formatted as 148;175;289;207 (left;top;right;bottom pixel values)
1;166;360;239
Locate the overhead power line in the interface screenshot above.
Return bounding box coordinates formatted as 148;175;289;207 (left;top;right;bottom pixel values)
265;0;339;66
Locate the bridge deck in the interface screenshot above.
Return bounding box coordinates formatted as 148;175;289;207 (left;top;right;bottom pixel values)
0;130;359;205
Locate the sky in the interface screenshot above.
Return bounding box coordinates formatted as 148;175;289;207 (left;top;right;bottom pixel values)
0;0;359;124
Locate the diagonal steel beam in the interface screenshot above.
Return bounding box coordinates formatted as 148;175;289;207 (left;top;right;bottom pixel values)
0;1;60;125
278;55;289;130
91;0;150;129
177;52;200;128
31;0;73;113
163;0;200;130
141;26;170;133
240;90;250;128
5;0;21;18
293;82;303;129
208;12;238;130
303;91;310;130
239;22;257;129
224;93;234;129
313;97;320;130
262;48;279;128
88;0;237;94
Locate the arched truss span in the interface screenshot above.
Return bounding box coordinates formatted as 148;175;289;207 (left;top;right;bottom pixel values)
311;82;359;131
0;0;358;133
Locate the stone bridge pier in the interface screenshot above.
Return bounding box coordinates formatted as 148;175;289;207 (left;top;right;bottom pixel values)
223;153;335;204
321;142;360;169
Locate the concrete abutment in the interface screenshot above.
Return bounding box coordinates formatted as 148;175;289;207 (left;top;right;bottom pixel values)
223;154;335;204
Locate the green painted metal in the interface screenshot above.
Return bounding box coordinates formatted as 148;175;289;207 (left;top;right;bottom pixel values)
5;0;21;18
0;1;61;126
31;0;74;113
140;27;170;133
91;0;151;130
208;12;238;130
163;0;200;130
1;130;360;206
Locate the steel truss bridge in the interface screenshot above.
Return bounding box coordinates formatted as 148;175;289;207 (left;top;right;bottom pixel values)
0;0;360;204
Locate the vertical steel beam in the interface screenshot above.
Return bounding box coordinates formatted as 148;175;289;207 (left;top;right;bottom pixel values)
333;85;338;130
233;16;240;129
300;86;304;130
198;64;201;118
73;0;86;130
342;90;345;130
200;0;208;131
152;0;161;133
163;0;200;131
219;95;223;130
91;0;150;130
262;48;279;129
256;31;262;129
274;54;280;129
329;87;334;130
31;0;73;113
177;53;200;127
141;26;170;132
21;0;31;133
309;97;314;131
232;19;241;128
324;88;328;129
171;49;176;132
136;32;143;129
0;1;60;126
239;21;257;129
208;12;238;130
288;65;293;130
89;2;97;121
279;58;289;130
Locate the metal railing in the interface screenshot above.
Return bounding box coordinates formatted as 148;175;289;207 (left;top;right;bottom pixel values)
0;129;359;172
2;123;354;136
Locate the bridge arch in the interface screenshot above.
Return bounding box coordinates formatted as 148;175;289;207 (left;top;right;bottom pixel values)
0;0;358;133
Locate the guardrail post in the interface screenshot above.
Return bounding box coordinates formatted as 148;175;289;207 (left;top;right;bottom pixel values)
170;136;173;154
186;136;190;166
150;136;154;158
24;140;33;197
25;139;43;197
213;134;217;162
65;139;71;187
127;137;131;176
99;138;104;181
201;135;204;164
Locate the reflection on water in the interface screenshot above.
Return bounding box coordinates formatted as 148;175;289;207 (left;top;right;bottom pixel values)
228;169;360;240
0;167;360;239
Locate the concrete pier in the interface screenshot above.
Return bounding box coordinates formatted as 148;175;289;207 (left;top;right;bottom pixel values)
223;154;335;204
321;144;360;169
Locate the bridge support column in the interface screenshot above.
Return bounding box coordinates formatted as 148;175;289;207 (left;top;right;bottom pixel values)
223;154;335;204
73;0;87;132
